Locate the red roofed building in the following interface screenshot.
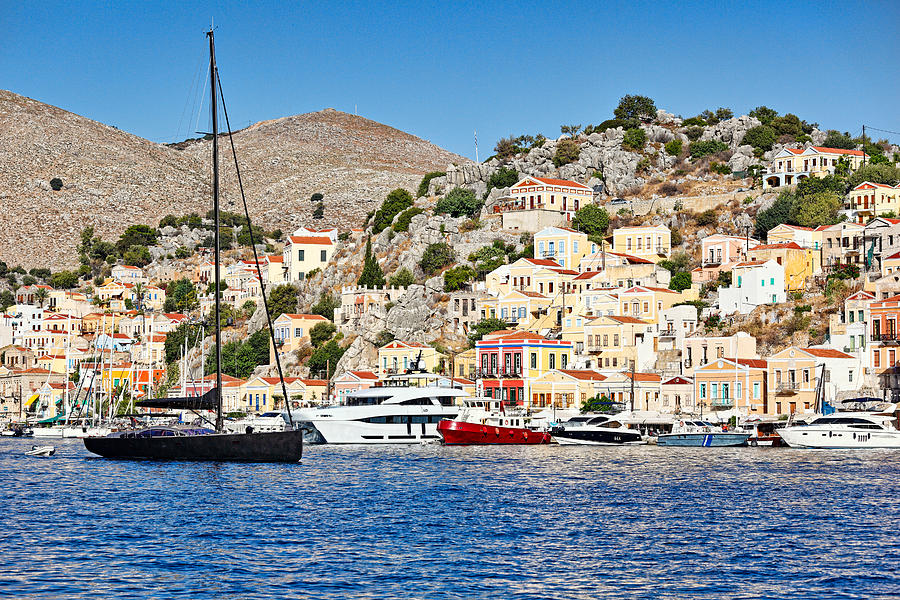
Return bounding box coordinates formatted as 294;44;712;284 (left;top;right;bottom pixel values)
748;241;820;291
284;235;335;282
845;182;900;224
333;370;380;402
502;175;594;221
765;146;868;189
693;357;768;415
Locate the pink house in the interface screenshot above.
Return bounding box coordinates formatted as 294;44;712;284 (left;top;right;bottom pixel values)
332;370;379;403
692;234;757;284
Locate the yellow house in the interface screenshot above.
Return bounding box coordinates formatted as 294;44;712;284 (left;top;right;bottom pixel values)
693;358;768;416
494;290;551;326
243;376;330;412
596;372;662;411
530;369;608;410
764;146;868;189
765;223;826;250
584;315;653;371
283;236;334;282
748;242;821;291
451;348;477;380
882;251;900;276
611;225;671;263
273;313;331;353
378;341;445;377
618;285;682;324
533;226;597;269
845;182;900;224
489;257;568;297
507;176;594;220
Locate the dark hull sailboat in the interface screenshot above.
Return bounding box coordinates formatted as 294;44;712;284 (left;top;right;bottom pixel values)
83;30;303;463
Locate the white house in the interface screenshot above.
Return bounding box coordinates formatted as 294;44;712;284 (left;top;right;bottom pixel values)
111;265;147;285
656;305;699;351
718;259;786;315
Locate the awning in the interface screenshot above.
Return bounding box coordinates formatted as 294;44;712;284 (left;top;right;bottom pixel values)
37;414;64;424
24;393;39;407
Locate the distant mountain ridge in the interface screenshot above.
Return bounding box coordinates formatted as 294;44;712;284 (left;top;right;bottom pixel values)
0;90;466;269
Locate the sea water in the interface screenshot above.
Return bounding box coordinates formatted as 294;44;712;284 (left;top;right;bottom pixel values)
1;439;899;599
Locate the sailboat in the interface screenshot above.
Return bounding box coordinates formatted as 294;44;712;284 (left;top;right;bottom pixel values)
83;30;303;462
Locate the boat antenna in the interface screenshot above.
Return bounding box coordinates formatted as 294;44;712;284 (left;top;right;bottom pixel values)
215;66;294;427
207;28;224;432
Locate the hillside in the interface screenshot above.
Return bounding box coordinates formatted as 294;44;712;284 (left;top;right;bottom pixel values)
0;90;466;269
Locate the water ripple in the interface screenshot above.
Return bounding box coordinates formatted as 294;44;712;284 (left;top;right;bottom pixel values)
2;440;900;599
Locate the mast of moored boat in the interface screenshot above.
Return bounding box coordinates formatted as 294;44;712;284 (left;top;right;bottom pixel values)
208;29;224;433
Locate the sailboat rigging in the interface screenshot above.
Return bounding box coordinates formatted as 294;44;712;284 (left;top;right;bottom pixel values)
83;29;303;462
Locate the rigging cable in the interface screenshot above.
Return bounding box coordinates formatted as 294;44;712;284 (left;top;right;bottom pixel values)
215;69;295;428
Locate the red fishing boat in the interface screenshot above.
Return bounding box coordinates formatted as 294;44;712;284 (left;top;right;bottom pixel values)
437;399;552;445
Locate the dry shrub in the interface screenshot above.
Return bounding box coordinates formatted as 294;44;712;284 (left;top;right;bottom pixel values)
659;181;681;196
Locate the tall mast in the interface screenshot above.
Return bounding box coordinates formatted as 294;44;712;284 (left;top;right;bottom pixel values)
208;29;223;432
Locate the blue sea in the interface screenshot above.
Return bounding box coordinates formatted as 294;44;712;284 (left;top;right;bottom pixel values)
2;439;899;599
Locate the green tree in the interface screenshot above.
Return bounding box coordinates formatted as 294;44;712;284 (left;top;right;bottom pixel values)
307;339;346;379
21;275;36;286
163;278;199;313
790;191;843;228
572;205;610;243
669;272;692;292
468;244;507;273
435;187;483;218
123;244;152;267
560;124;583;137
553;138;581;167
715;107;733;121
372;188;414;233
50;177;63;191
310;293;340;320
468;317;509;346
741;125;777;153
388;267;415;288
312;202;325;220
309;321;337;348
357;236;386;287
268;284;299;320
159;214;178;228
664;139;683;156
90;240;117;263
0;290;14;311
770;113;804;137
393;207;424;232
622;128;647;151
822;130;856;150
444;265;477;291
494;135;524;160
206;328;270;379
613;94;657;127
755;192;796;238
419;242;455;276
847;164;900;188
79;226;95;256
417;171;446;198
49;270;78;289
749;106;778;125
116;224;158;253
658;252;692;274
485;167;519;196
33;286;49;307
310;192;324;203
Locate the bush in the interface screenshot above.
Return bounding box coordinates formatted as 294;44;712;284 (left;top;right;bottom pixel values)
175;246;191;259
636;157;650;173
622;128;646;152
749;106;778;125
419;243;455;276
664;139;683;156
388;267;415;288
755;192;795;238
159;214;178;228
49;178;63;191
659;181;680;196
310;192;324;203
695;210;717;226
306;268;321;279
682;126;703;142
710;162;732;175
116;224;158;253
444;265;477;291
741;125;777;153
123;244;152;267
417;171;445;198
485;167;518;196
669;272;692;292
468;244;507;273
689;140;729;159
468;317;510;346
309;322;337;348
670;227;683;246
310;293;340;320
393;207;424;232
614;95;657;126
591;119;628;133
553;139;581;167
372;188;414;233
435;187;482;218
49;270;79;289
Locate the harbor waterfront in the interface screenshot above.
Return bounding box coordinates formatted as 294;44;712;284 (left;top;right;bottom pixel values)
3;440;900;599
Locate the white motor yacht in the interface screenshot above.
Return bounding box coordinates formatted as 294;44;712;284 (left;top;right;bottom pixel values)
286;386;467;444
778;408;900;449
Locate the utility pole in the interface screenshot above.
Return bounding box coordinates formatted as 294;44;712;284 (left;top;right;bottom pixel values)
743;225;751;258
630;359;636;412
862;125;866;167
326;358;332;403
474;129;479;163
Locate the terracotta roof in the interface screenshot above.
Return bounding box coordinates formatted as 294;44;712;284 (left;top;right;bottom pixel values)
853;181;896;190
607;316;648;324
878;218;900;225
775;224;815;231
512;176;591;190
280;313;329;320
524;258;563;267
350;370;379;380
484;331;547;342
517;290;547;298
734;261;768;267
662;376;692;385
299;378;328;386
559;369;606;381
751;242;804;251
804;348;853;359
266;255;284;263
736;358;767;368
624;372;662;382
608;252;654;264
452;377;475;385
162;313;187;320
549;268;580;276
288;236;333;245
573;271;603;280
885;251;900;261
784;148;804;155
811;146;866;156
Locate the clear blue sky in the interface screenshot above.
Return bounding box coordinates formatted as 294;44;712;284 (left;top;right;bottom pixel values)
4;0;898;158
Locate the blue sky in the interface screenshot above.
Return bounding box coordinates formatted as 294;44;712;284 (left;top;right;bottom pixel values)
3;0;898;158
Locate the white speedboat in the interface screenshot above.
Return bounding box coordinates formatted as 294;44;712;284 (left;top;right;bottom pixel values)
32;425;112;439
286;386;466;444
25;445;56;457
778;410;900;449
550;414;645;445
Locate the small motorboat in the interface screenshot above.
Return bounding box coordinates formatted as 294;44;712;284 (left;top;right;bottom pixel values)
550;414;645;445
25;445;56;457
657;420;749;447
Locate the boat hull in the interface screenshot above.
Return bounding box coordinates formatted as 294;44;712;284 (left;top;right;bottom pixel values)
83;429;303;462
657;432;749;447
438;419;551;445
551;428;645;445
778;428;900;449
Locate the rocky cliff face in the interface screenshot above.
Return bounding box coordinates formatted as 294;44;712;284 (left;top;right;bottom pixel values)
0;91;466;269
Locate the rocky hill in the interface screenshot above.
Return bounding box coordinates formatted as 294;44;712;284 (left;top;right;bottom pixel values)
0;90;466;269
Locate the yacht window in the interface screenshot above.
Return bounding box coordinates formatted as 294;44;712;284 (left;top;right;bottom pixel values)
438;396;457;406
411;415;428;424
400;397;432;405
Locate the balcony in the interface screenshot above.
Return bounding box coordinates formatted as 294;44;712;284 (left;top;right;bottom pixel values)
476;369;523;380
775;382;805;395
871;333;899;344
660;328;676;339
